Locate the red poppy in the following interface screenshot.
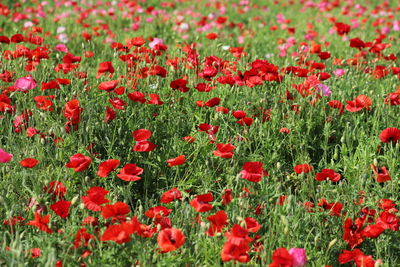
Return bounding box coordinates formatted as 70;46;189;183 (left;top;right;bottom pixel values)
345;95;372;112
269;247;293;266
206;32;218;40
318;199;343;216
97;61;114;78
26;212;52;234
29;248;41;258
19;158;39;168
342;218;365;248
379;127;400;143
157;228;186;253
166;155;186;167
132;129;152;141
50;200;71;219
73;228;95;249
117;163;143;182
97;159;120;178
105;107;116;123
207;210;228;236
130;36;145;47
101;218;140;244
65;153;91;172
133;140;157;152
101;202;131;221
43;181;67;199
63;99;82;126
190;193;213;212
294;164;313;174
222;189;233;206
33;95;54;111
371;164;391;183
170;78;189;93
98;80;118;92
160;188;182;203
145;206;172;219
243;217;261;233
315;169;341;182
81;186;110;211
221;224;252;263
335;22;351;36
128;91;146;103
240;161;268;182
213;143;235;158
376;211;399;231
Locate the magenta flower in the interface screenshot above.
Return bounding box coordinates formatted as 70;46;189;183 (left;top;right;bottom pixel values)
54;44;69;53
14;76;37;92
0;148;13;163
316;84;332;96
289;248;307;267
333;69;345;77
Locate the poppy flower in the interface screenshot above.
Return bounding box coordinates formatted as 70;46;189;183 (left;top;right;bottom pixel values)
222;189;233;206
315;169;341;182
65;153;91;172
19;158;39;168
243;217;261;233
160;188;182;203
73;228;95;249
294;164;313;174
240;161;268;182
213;143;235;158
43;181;67;199
371;165;391;183
269;248;293;266
117;164;143;182
29;248;41;258
130;36;145;47
63;99;82;125
379;127;400;143
376;211;399;231
166;155;186;167
145;206;172;219
0;148;13;163
50;200;71;218
97;159;120;178
221;224;252;263
81;186;110;211
26;212;52;234
105;107;116;123
342;218;365;248
98;80;118;92
190;193;213;212
170;78;189;93
132;129;152;141
345;95;372;112
207;210;228;236
97;61;114;78
157;228;186;253
289;248;307;267
101;202;131;221
101;218;140;244
14;76;37;92
133;141;157;152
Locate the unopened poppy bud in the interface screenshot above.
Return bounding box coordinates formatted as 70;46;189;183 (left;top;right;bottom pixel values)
200;222;208;231
374;259;383;267
328;238;337;250
84;176;90;183
333;148;338;160
276;162;281;169
284;226;289;235
373;159;378;166
41;138;46;145
156;223;162;232
340;136;345;143
71;195;79;205
138;204;143;214
79;203;85;209
280;215;288;227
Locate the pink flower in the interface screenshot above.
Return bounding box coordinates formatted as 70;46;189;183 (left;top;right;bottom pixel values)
289;248;307;267
14;77;37;92
54;44;69;53
333;69;345;77
0;148;13;163
149;38;163;49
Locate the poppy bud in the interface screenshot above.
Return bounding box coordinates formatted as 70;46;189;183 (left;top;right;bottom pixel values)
79;203;85;209
284;226;289;235
71;195;79;205
276;162;281;169
373;158;378;166
328;238;337;250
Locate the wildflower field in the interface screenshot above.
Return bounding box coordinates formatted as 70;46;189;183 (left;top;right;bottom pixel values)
0;0;399;266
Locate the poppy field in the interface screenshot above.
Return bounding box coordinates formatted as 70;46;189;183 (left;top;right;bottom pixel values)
1;0;400;266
